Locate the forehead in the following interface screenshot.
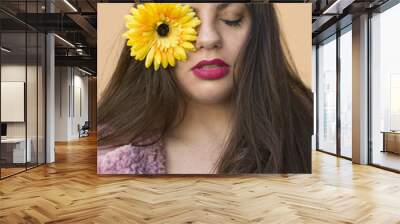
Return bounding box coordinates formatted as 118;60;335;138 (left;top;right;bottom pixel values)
186;3;246;12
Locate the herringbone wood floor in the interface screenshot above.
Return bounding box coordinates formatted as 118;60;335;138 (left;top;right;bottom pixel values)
0;134;400;224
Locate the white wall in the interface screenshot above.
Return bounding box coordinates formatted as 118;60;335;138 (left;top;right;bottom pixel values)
1;64;26;81
1;65;26;136
1;82;25;122
55;67;69;141
55;67;89;141
1;65;33;138
72;73;89;138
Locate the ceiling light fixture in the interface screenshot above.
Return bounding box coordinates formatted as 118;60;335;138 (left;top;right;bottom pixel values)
77;67;93;76
322;0;355;15
54;34;75;48
63;0;78;12
1;47;11;53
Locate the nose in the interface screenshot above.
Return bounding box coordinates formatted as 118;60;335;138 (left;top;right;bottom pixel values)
195;16;222;50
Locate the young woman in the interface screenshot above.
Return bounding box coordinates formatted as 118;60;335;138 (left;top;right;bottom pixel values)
97;3;313;174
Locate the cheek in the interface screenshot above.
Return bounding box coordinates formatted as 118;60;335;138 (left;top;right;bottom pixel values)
219;24;251;68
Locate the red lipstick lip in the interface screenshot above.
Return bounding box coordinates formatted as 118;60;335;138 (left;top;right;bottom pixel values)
191;58;230;80
191;58;229;70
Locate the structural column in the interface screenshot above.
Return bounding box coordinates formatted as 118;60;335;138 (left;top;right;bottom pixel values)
46;1;55;163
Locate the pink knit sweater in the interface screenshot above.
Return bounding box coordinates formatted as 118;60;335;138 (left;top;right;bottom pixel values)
97;137;167;174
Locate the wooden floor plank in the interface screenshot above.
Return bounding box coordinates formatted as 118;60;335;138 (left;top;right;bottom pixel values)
0;134;399;223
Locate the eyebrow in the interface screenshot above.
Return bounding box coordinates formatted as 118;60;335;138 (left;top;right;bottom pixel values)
216;3;231;11
192;3;231;14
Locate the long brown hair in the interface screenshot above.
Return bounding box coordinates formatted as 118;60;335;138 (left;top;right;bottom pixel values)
98;3;313;173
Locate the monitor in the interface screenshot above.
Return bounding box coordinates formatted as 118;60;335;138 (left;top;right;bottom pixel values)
1;123;7;137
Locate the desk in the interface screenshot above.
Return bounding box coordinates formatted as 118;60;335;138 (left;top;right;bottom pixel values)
1;138;31;163
381;131;400;154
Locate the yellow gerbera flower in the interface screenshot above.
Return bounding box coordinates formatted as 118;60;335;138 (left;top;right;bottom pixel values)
123;3;201;71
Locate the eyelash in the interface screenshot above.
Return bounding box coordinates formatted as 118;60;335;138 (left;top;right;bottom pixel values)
221;17;243;27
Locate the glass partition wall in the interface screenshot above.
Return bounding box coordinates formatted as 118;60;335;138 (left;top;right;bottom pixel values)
316;26;353;159
0;1;46;179
0;30;27;177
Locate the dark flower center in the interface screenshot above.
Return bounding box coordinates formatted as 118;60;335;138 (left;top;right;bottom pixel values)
157;23;169;37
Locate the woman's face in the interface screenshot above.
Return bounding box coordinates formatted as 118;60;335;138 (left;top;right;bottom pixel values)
175;3;251;104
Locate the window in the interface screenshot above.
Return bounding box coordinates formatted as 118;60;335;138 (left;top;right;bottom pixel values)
370;3;400;171
317;35;337;154
339;27;352;158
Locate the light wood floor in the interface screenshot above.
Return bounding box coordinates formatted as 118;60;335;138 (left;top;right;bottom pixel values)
1;163;44;178
0;135;400;223
0;167;26;178
373;151;400;171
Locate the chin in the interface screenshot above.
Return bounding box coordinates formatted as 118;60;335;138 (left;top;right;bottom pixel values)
176;71;235;104
187;89;233;105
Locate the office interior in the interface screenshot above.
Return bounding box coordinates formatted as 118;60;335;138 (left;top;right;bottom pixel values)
0;0;399;222
0;0;97;179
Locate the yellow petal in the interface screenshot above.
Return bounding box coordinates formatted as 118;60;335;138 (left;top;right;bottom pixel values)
183;18;201;28
154;50;162;70
130;7;138;15
182;34;197;41
135;45;151;60
169;7;179;18
182;28;197;35
161;52;168;68
145;46;156;68
167;49;175;67
181;42;195;51
126;39;135;47
174;46;186;61
180;4;191;15
124;15;133;23
142;31;154;37
130;48;135;57
178;13;195;24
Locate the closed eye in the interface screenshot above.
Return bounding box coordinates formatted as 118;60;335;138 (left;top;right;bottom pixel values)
221;17;243;27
